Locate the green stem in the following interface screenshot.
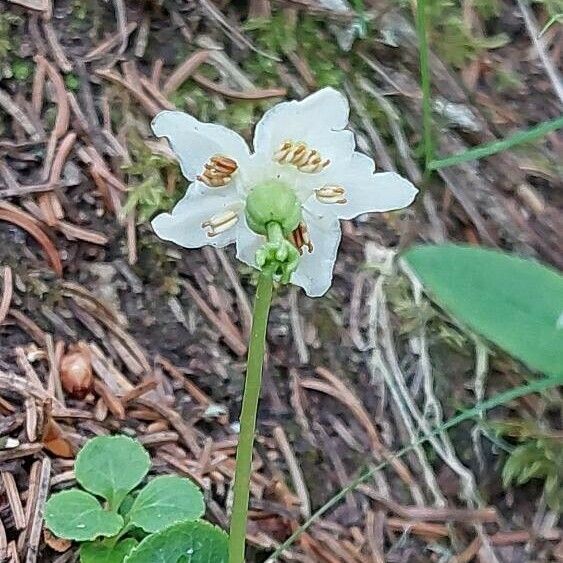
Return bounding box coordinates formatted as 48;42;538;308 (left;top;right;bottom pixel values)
266;374;562;561
416;0;434;180
229;270;274;563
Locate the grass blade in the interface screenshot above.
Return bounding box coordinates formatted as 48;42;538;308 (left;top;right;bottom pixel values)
416;0;434;175
266;375;563;561
429;115;563;170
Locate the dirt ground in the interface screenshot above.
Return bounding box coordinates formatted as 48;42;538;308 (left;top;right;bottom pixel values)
0;0;561;561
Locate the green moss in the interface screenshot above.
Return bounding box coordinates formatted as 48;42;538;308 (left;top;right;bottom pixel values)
393;0;509;68
533;0;563;19
124;131;186;223
0;12;22;60
492;419;563;512
64;73;80;91
12;58;32;81
493;67;524;94
243;14;345;88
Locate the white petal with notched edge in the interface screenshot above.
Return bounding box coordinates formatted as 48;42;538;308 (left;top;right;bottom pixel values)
152;183;242;248
151;111;251;184
303;152;418;221
290;211;342;297
253;87;355;165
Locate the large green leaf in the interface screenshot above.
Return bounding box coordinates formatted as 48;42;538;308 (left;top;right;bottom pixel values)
124;521;228;563
75;436;150;510
44;490;123;541
404;245;563;377
80;539;138;563
128;475;205;533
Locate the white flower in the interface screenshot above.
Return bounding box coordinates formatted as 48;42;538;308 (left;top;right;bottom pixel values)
151;87;417;297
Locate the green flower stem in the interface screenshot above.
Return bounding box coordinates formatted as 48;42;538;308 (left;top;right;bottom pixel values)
228;270;274;563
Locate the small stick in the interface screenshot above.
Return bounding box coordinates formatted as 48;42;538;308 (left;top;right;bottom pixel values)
192;73;286;100
2;472;26;530
162;50;211;95
42;22;72;72
31;57;47;117
25;457;51;563
0;88;41;140
0;266;13;324
273;426;311;518
0;203;62;275
84;22;138;61
94;380;126;420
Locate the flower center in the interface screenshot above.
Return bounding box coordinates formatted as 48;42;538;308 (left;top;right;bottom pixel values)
289;222;313;254
273;141;330;173
197;155;238;187
201;209;239;236
315;185;347;204
245;180;302;236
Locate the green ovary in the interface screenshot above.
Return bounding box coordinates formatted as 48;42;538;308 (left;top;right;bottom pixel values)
244;180;302;236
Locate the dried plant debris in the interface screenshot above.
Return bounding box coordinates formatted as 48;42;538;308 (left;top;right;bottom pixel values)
0;0;561;561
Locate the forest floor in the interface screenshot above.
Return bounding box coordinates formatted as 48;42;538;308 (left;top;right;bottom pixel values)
0;0;561;560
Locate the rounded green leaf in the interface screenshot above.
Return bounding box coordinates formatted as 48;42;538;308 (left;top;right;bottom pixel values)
128;475;205;533
75;436;150;509
45;490;123;541
404;244;563;377
80;539;138;563
125;521;228;563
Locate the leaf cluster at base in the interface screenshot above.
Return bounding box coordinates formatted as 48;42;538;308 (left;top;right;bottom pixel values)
44;435;227;562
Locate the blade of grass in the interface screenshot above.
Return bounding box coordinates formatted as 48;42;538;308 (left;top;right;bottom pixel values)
416;0;434;177
266;375;563;561
429;115;563;170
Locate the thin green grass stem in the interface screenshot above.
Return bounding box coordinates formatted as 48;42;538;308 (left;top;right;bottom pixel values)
416;0;434;179
429;115;563;170
266;375;563;561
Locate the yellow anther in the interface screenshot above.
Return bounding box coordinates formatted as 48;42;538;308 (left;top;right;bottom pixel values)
273;141;330;173
315;185;347;204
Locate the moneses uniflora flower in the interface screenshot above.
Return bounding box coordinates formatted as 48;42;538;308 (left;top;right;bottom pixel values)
152;88;417;296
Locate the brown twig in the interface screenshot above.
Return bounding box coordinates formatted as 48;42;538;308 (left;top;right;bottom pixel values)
2;472;26;530
84;22;137;61
24;456;51;562
192;74;286;100
0;88;42;141
162;50;212;95
95;68;161;117
0;202;62;275
0;266;13;324
182;279;247;356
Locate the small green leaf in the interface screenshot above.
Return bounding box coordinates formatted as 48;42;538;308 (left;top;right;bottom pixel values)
405;245;563;377
128;475;205;533
45;490;123;541
80;539;138;563
75;436;150;510
125;521;228;563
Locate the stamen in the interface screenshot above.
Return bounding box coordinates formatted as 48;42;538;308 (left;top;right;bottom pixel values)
315;185;347;204
289;222;313;254
201;210;239;237
197;155;238;187
273;141;330;173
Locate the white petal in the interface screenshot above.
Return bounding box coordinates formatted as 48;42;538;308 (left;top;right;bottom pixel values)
235;218;265;267
152;111;251;182
253;87;355;165
304;152;418;220
152;183;241;249
291;211;342;297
